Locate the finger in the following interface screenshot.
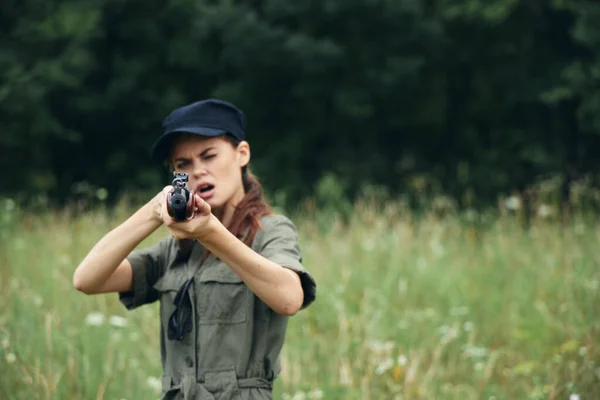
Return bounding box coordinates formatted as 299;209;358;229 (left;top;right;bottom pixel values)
162;188;177;225
161;185;174;201
194;193;211;216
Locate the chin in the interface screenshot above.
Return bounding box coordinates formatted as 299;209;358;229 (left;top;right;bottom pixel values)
206;198;224;210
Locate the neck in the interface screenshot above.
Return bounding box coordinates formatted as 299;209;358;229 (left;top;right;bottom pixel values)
213;187;246;228
213;204;235;228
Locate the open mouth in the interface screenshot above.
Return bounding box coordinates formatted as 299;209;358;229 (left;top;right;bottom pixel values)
197;184;215;199
197;184;214;193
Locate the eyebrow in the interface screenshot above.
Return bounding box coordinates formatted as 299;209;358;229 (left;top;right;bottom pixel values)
173;147;216;162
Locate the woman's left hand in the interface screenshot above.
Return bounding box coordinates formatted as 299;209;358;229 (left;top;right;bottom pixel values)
161;190;215;241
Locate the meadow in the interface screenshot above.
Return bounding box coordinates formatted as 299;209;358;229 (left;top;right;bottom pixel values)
0;196;599;400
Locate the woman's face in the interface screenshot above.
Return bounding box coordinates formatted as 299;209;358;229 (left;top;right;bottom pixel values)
168;134;250;212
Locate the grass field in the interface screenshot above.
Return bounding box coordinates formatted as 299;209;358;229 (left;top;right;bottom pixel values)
1;197;599;399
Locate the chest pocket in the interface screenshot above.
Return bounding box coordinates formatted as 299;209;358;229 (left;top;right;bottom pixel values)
197;266;248;325
154;271;188;296
153;271;188;326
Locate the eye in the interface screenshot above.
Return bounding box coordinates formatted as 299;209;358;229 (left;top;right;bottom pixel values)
204;154;216;160
175;161;189;169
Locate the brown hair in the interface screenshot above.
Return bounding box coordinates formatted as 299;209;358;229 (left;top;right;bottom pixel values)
224;136;274;244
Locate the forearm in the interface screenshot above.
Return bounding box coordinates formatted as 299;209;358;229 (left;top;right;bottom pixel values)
198;216;304;316
73;201;162;292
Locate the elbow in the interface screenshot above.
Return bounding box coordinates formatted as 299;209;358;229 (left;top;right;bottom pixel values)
72;270;93;294
280;306;300;317
276;290;304;317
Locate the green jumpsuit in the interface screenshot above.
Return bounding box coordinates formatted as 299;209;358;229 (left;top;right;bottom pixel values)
118;214;317;400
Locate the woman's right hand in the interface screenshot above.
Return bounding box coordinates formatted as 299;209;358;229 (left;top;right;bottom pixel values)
150;186;174;223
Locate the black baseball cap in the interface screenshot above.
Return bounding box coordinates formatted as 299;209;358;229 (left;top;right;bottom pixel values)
151;99;247;162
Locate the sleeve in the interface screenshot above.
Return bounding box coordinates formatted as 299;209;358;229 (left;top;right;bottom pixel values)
259;215;317;310
118;238;170;310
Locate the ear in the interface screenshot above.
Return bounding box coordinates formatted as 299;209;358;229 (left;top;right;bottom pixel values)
236;140;251;167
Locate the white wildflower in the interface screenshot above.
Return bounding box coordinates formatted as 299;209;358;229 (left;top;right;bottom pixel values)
397;354;408;366
5;198;15;212
5;353;16;364
504;196;521;211
85;312;105;326
463;321;473;332
32;295;43;307
339;361;352;386
362;239;376;252
367;340;394;354
553;354;562;363
108;315;128;328
464;344;487;359
465;209;477;221
146;376;161;391
579;346;588;357
291;391;306;400
569;394;580;400
537;204;552;218
308;389;324;399
375;358;394;375
439;325;459;343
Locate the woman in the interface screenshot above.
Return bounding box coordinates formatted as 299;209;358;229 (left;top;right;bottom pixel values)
73;99;317;400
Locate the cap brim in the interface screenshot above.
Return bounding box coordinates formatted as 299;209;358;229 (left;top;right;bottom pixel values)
151;127;227;162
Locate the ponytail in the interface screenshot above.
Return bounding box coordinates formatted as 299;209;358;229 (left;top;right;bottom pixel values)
227;165;273;246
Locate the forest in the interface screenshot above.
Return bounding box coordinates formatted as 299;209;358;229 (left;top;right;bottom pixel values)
2;0;600;214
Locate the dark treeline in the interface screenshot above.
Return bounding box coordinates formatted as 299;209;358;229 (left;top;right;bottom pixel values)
2;0;600;211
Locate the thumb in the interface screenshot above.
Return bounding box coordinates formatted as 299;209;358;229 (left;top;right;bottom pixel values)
194;193;212;216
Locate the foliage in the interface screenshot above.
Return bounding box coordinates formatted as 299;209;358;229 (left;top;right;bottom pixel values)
2;0;600;209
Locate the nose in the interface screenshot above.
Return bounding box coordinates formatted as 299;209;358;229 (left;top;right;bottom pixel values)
191;159;208;179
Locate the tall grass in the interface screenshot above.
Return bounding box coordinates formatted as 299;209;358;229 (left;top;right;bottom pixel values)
0;197;599;399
